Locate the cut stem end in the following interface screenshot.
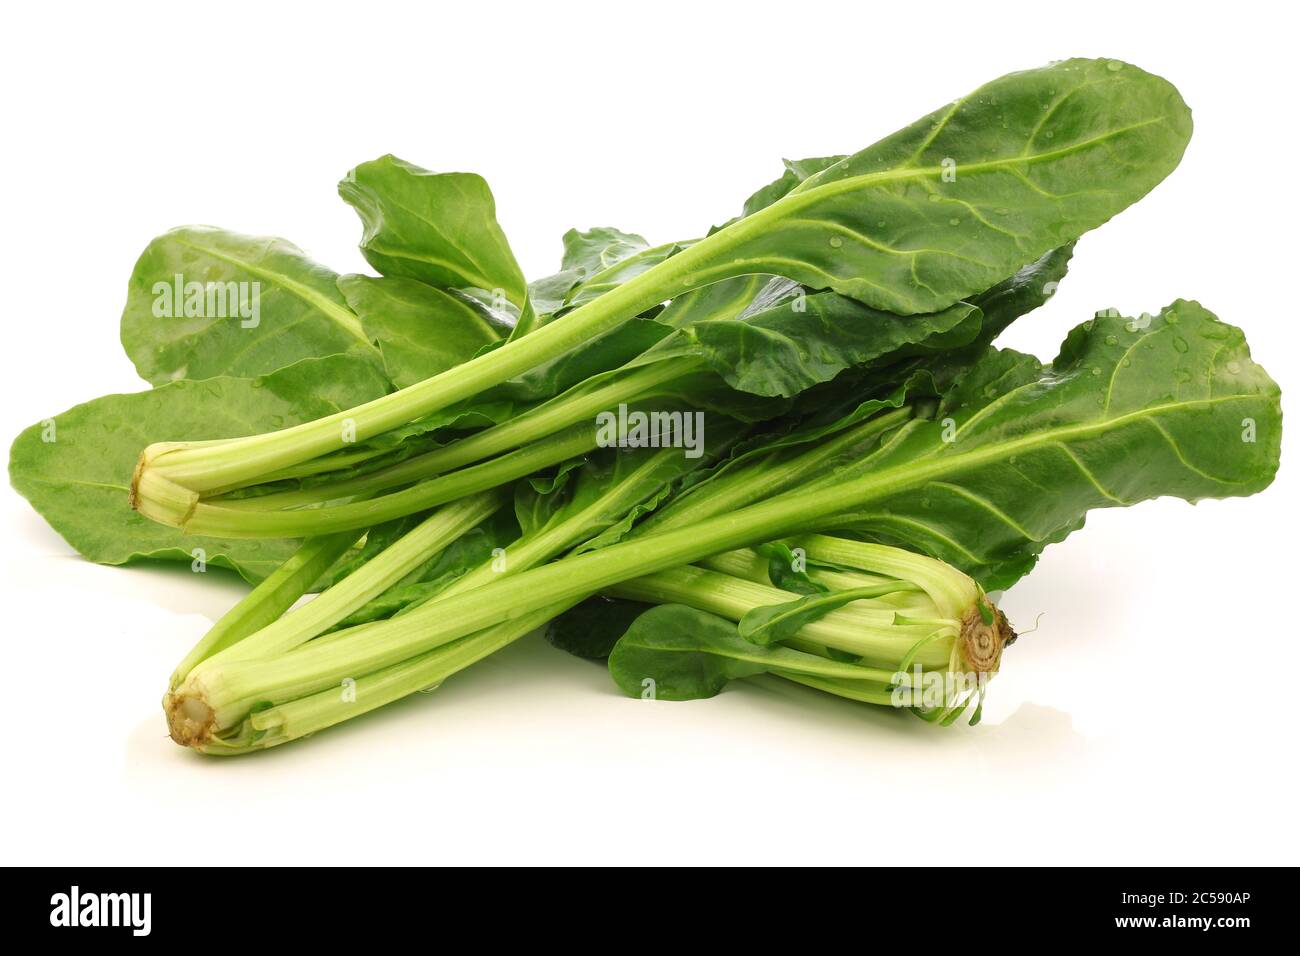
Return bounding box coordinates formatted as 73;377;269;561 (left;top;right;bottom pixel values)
164;691;217;749
959;599;1015;674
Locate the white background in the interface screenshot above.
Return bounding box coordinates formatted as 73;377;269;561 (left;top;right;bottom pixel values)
2;1;1295;866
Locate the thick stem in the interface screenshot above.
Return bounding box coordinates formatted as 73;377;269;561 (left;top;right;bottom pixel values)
697;548;932;612
384;357;700;479
634;407;912;536
774;673;897;706
169;424;599;537
177;478;937;727
794;534;978;620
172;444;706;746
207;358;699;513
238;607;563;752
203;491;506;666
168;531;361;689
606;565;950;666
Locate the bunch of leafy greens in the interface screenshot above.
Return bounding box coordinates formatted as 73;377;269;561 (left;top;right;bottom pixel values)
6;58;1283;755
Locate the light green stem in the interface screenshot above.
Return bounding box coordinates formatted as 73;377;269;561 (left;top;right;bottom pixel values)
182;445;702;741
377;358;700;479
794;534;977;619
175;424;598;537
206;491;506;666
606;565;948;665
168;531;360;689
635;407;912;535
697;549;931;610
237;607;562;752
209;359;698;512
181;471;912;728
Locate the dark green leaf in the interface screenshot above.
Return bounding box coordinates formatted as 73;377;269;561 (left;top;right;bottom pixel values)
338;274;505;388
545;596;652;660
755;541;826;594
824;301;1282;587
654;274;776;330
660;297;983;398
677;59;1190;315
488;317;672;403
968;243;1075;344
338;155;528;310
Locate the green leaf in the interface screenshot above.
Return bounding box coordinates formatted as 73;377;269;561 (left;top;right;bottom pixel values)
628;300;1278;596
120;226;379;385
660;296;983;398
755;541;826;594
334;509;522;627
654;274;776;330
826;301;1282;587
737;155;846;220
488;317;672;403
337;274;505;388
8;354;391;582
545;596;652;660
607;604;884;700
768;242;1074;425
968;243;1074;344
676;59;1191;314
527;269;584;316
338;155;528;310
522;226;659;328
564;240;688;308
560;226;650;279
515;420;749;547
737;584;915;645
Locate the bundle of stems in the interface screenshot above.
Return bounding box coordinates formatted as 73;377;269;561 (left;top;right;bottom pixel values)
168;517;1011;754
163;377;1024;753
